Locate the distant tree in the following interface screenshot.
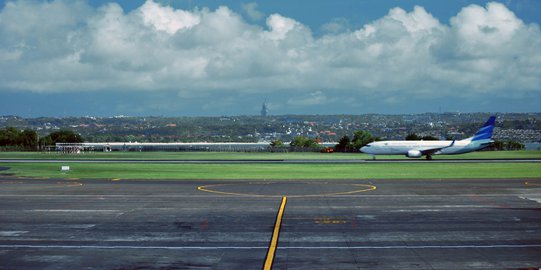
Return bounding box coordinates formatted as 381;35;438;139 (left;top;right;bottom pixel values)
38;136;53;149
491;140;504;151
0;127;38;150
20;130;38;150
54;130;83;143
351;131;376;150
290;136;306;148
269;140;286;152
421;135;439;141
41;130;84;145
0;127;20;146
405;133;438;141
289;136;320;151
505;140;525;150
483;140;524;151
335;135;352;152
270;140;284;148
405;133;420;140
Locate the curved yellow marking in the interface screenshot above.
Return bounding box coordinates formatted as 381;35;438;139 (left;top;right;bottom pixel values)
197;182;376;198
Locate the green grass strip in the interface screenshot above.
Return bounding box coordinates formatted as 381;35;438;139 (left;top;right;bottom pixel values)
2;162;540;180
0;150;540;160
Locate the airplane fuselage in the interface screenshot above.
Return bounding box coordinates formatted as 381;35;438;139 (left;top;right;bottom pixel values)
360;116;496;159
361;139;490;156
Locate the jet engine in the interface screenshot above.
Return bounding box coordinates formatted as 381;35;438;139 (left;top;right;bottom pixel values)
406;150;422;158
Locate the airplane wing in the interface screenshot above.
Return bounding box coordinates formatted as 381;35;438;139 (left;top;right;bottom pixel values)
417;140;455;156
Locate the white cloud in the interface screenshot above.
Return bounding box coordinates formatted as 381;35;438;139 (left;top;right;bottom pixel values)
140;0;200;34
0;0;539;109
264;14;301;41
241;2;263;21
321;18;350;34
452;2;522;48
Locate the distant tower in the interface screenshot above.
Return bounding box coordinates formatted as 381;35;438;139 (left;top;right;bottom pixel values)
261;102;268;117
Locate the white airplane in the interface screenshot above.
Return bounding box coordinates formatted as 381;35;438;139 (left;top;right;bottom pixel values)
360;116;496;160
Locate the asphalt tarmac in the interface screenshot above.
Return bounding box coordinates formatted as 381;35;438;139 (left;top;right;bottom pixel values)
1;176;540;269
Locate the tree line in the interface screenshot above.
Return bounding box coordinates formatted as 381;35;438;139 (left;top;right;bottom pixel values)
0;127;83;151
270;131;379;152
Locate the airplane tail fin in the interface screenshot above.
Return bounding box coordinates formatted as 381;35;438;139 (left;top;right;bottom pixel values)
471;116;496;141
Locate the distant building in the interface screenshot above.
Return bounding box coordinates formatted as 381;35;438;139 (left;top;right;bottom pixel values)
261;102;268;117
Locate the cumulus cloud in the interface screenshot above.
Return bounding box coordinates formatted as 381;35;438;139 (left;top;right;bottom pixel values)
0;0;539;112
140;0;200;34
241;2;263;21
321;18;350;34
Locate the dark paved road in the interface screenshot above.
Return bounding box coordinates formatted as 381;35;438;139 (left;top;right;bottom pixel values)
1;176;540;269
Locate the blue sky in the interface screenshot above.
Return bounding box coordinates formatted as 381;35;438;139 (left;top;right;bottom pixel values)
0;0;540;116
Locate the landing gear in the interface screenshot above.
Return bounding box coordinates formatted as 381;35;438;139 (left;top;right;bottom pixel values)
426;155;433;160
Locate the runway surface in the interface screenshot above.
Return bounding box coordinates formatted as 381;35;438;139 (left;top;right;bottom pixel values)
1;176;541;269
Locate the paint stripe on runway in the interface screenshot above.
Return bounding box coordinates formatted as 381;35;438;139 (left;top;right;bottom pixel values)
24;210;121;212
1;244;540;250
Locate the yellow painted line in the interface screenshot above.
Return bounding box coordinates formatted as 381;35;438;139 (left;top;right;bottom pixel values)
111;178;121;181
197;183;376;198
263;196;287;270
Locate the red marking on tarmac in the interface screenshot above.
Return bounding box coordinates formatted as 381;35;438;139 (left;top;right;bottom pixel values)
200;220;208;230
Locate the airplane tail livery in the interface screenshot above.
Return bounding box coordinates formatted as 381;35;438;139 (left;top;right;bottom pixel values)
360;116;496;160
471;116;496;142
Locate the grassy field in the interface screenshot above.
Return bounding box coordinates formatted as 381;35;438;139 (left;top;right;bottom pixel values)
1;150;539;180
1;162;540;180
0;150;540;160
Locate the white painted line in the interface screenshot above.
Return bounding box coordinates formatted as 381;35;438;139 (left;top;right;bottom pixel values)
0;231;28;237
292;205;490;210
1;244;540;250
0;244;267;250
282;244;541;249
24;210;122;213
